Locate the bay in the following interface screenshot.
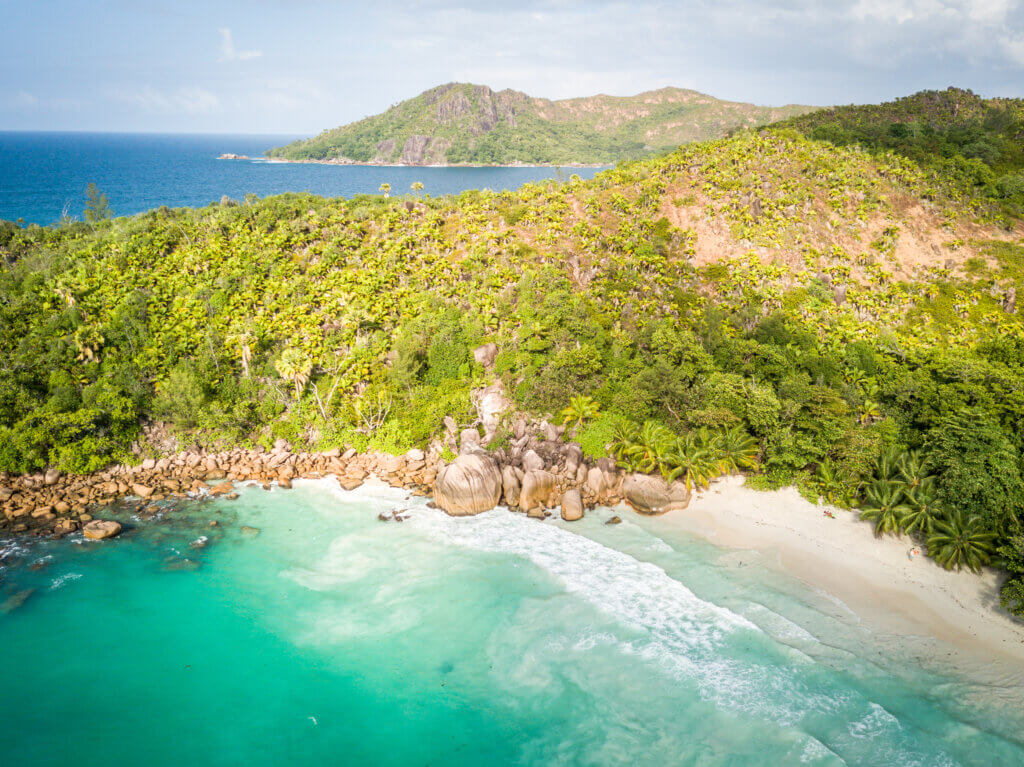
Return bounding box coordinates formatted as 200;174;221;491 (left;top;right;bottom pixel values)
2;481;1023;766
0;132;607;226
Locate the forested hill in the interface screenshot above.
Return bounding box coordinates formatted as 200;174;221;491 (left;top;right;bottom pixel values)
5;90;1024;614
774;87;1024;221
266;82;816;165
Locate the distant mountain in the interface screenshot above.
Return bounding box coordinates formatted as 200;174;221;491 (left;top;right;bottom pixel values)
267;82;818;166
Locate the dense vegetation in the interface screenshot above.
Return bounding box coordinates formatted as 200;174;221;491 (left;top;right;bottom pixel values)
776;88;1024;224
268;82;814;165
3;106;1024;615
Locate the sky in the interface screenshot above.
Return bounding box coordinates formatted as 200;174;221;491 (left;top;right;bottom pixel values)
1;0;1023;135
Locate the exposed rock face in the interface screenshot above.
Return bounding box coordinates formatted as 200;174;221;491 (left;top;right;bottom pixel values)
501;465;521;507
83;520;122;540
400;135;451;165
433;452;503;516
521;450;545;473
437;90;473;123
621;473;691;515
474;382;512;444
473;343;498;368
560;489;584;521
375;139;396;162
519;470;557;512
459;428;482;454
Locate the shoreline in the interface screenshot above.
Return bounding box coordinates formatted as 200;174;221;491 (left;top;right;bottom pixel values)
255;157;611;169
650;475;1024;669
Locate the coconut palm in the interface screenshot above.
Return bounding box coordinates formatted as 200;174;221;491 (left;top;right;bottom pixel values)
624;421;674;474
560;395;600;430
899;485;943;536
927;510;997;574
859;480;910;537
379;183;391;198
897;450;931;491
609;421;639;465
663;433;718;489
873;447;903;482
713;427;760;474
812;459;856;507
410;181;424;194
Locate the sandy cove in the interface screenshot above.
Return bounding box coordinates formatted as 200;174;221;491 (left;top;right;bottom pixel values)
650;474;1024;668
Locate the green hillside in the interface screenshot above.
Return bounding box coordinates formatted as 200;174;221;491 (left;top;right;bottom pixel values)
775;87;1024;223
266;82;817;165
4;115;1024;612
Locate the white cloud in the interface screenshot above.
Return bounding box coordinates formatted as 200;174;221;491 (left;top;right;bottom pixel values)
1003;33;1024;64
218;28;262;62
110;85;220;114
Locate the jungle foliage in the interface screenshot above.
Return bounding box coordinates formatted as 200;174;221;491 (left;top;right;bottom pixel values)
3;119;1024;613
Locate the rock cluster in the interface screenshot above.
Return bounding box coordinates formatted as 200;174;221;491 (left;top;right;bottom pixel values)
0;414;688;539
0;439;440;539
431;415;633;522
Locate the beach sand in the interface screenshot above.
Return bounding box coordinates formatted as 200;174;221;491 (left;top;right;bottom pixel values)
647;475;1024;669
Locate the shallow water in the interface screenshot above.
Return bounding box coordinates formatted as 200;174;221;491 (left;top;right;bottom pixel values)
2;480;1023;766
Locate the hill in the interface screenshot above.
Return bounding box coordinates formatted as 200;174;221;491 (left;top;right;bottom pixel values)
774;87;1024;222
3;114;1024;615
266;82;816;165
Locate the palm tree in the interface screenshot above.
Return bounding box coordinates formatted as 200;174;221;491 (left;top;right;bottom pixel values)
897;450;931;491
927;510;997;574
609;421;639;466
713;427;759;474
812;459;856;507
560;395;600;431
874;447;903;482
859;480;910;537
275;347;313;400
379;182;391;198
663;433;717;490
624;421;673;475
899;485;943;536
410;181;424;194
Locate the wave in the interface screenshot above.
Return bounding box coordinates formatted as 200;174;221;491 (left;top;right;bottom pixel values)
407;507;958;766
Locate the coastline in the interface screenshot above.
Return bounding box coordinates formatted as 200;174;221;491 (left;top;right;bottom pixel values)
649;475;1024;669
257;157;610;169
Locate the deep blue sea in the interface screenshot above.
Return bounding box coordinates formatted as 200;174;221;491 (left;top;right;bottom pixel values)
0;132;606;225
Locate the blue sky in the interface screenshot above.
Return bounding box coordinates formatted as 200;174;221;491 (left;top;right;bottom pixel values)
2;0;1023;134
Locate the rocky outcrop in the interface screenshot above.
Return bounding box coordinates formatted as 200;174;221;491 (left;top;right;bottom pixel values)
560;489;583;521
83;520;121;540
400;135;452;165
473;343;498;368
433;452;503;516
501;465;521;507
474;382;512;445
519;470;557;512
621;474;691;515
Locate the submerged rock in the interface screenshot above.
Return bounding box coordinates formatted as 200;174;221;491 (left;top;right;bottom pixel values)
83;520;122;540
605;515;622;525
433;452;502;516
240;526;261;537
1;588;35;613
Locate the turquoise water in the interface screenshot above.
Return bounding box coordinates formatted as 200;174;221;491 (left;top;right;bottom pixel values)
0;132;607;225
2;481;1023;766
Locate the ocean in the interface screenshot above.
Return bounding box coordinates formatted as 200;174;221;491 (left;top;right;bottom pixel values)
2;481;1023;766
0;132;607;226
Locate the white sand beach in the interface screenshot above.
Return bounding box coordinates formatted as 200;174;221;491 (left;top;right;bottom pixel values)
649;475;1024;668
